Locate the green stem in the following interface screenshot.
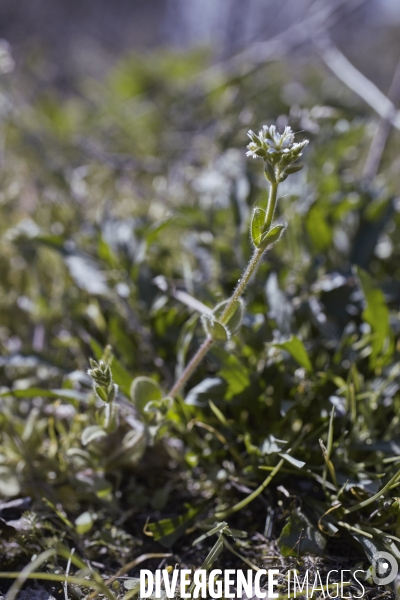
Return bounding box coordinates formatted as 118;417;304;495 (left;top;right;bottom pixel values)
219;246;264;322
168;181;279;398
264;180;278;230
168;336;214;398
219;181;278;324
344;467;400;514
215;458;285;519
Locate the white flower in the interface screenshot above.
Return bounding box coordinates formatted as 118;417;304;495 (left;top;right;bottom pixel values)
246;124;308;162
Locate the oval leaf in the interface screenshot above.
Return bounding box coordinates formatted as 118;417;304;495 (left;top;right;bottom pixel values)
201;314;229;341
273;335;313;373
130;376;163;415
93;478;113;499
124;579;141;592
75;511;93;535
260;223;286;250
81;425;107;446
251;207;266;247
212;299;244;335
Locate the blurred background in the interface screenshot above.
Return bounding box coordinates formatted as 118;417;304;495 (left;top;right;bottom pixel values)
0;0;400;86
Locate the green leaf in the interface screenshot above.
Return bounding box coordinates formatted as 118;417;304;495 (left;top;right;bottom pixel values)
75;511;93;535
210;346;250;400
355;266;393;367
123;579;141;592
209;400;227;426
94;385;108;403
185;378;227;406
278;509;327;556
143;396;173;416
120;429;147;461
92;478;113;499
147;506;202;547
259;223;286;250
273;335;313;373
201;314;230;341
264;162;276;183
81;425;107;446
251;207;266;247
130;376;163;415
109;356;133;398
282;163;304;178
212;299;244;335
90;338;103;360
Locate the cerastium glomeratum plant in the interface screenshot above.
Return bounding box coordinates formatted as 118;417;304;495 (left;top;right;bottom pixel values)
168;124;309;398
88;125;308;436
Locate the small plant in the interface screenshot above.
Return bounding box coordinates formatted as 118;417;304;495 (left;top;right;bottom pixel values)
83;124;309;457
87;124;309;456
164;125;309;399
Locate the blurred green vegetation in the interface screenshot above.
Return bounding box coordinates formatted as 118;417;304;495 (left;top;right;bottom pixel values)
1;44;400;593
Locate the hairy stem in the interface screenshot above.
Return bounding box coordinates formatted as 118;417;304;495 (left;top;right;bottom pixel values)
219;246;264;323
168;336;214;398
264;180;278;230
220;181;278;323
168;181;279;398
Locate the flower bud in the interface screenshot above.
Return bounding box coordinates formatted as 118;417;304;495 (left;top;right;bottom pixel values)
88;359;118;404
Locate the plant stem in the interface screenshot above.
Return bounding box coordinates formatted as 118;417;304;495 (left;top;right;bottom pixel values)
219;246;264;322
168;336;214;398
264;180;278;230
168;181;279;398
214;457;285;519
219;181;278;324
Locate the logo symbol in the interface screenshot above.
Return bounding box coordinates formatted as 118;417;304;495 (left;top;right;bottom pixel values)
373;552;398;585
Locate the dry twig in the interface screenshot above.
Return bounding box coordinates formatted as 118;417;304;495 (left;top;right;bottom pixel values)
363;57;400;178
195;0;370;91
314;36;400;132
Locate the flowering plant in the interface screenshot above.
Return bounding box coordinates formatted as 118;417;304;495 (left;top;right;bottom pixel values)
88;124;309;432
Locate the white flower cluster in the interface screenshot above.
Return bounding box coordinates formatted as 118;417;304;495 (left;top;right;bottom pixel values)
246;124;309;182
